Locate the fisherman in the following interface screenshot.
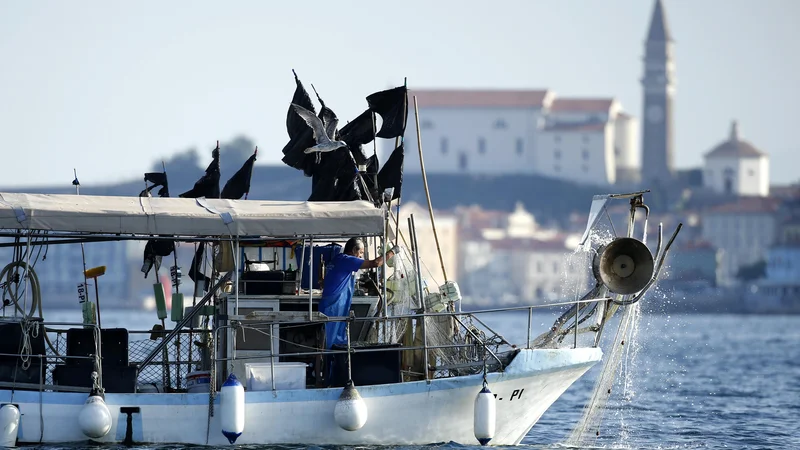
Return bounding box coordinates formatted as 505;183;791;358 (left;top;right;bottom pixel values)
319;237;396;349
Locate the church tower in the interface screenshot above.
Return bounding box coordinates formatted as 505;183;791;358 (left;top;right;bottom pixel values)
640;0;675;185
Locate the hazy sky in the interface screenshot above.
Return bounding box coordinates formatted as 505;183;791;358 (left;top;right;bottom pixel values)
1;0;797;188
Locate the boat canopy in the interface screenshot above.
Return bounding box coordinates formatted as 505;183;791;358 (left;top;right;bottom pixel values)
0;193;384;238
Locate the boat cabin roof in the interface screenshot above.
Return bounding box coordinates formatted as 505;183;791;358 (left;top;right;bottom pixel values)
0;193;385;238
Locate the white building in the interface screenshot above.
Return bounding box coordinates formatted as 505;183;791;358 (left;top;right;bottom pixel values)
538;98;629;186
703;121;769;197
614;113;641;184
456;203;590;305
700;197;779;286
393;201;459;287
396;89;639;186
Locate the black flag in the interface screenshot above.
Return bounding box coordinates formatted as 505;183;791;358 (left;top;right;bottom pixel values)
338;109;374;165
312;84;338;140
367;86;408;139
188;241;211;291
139;170;175;278
143;172;169;197
221;149;257;200
180;143;220;199
362;154;380;201
378;143;404;200
308;147;365;202
286;70;315;141
281;70;317;175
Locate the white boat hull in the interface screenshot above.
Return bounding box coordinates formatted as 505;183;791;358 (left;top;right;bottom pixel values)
1;348;601;446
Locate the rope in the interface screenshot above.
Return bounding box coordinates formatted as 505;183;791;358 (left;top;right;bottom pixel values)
206;317;216;445
18;320;39;370
0;260;60;355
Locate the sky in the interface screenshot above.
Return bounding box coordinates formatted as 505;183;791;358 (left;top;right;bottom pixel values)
1;0;798;187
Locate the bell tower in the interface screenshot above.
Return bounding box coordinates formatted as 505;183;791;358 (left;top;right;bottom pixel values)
640;0;675;185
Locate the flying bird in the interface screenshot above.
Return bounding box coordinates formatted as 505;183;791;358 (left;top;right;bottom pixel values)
292;103;347;163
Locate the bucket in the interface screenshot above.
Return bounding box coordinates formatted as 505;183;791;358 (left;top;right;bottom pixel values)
186;371;211;393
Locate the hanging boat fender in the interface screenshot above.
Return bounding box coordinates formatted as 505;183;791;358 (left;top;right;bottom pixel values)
220;373;245;444
78;395;112;439
473;383;496;446
334;381;368;431
0;404;20;447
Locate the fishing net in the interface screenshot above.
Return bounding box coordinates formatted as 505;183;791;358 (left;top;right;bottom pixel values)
365;246;503;379
128;327;208;391
565;301;642;446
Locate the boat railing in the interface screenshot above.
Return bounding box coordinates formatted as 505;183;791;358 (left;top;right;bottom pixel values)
0;295;611;393
217;295;613;385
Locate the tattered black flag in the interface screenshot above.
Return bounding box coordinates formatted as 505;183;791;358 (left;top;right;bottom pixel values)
338;109;374;165
188;241;211;292
312;84;338;140
281;70;317;175
367;86;408;139
139;171;175;278
180;143;220;199
308;147;365;202
286;70;316;141
143;172;169;197
362;154;380;201
378;143;404;200
221;149;257;200
141;239;175;278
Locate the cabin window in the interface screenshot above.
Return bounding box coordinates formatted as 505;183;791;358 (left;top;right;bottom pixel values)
422;119;434;130
493;119;507;129
440;137;448;155
515;138;524;155
478;137;486;154
582;149;589;160
554;135;561;143
554;165;561;172
554;149;561;159
582;135;590;143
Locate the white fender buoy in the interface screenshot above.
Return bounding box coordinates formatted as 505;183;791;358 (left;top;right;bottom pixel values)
474;384;496;446
220;373;245;444
334;381;368;431
78;395;112;439
0;404;20;447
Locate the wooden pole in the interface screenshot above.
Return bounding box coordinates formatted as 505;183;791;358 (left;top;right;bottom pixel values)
412;96;448;282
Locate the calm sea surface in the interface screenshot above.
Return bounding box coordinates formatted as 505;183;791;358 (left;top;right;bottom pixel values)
39;308;800;450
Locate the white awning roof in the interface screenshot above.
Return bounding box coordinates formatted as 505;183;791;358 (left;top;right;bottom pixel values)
0;193;384;238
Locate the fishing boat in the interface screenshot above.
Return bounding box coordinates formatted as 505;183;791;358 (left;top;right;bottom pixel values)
0;188;680;446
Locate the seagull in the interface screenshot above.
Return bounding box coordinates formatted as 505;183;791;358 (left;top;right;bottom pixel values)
292;103;348;163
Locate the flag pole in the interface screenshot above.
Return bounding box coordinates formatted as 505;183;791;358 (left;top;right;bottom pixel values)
393;77;407;247
72;169;91;318
413;96;448;283
72;169;89;282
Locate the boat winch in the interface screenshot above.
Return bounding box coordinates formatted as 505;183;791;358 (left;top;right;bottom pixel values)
334;381;368;431
78;395;112;439
592;237;654;295
220;373;245;444
473;383;496;446
0;404;20;447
